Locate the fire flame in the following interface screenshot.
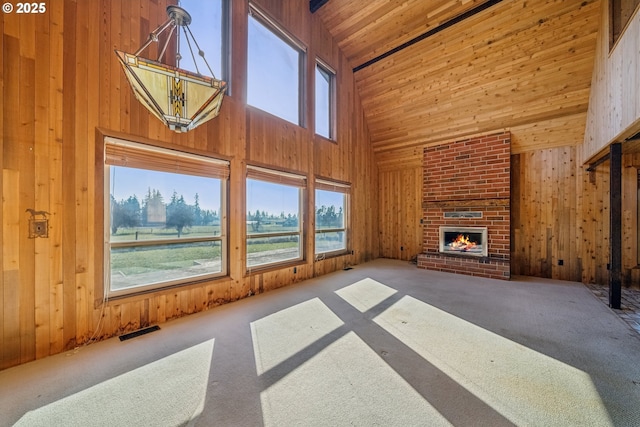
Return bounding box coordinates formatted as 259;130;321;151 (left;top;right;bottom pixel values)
449;234;477;251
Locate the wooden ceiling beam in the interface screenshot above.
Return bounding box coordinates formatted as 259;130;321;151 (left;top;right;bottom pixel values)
353;0;503;72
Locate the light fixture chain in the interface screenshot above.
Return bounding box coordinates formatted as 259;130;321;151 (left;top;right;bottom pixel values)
185;25;217;79
182;26;201;75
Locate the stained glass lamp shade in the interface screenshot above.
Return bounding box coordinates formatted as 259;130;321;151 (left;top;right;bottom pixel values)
115;6;226;133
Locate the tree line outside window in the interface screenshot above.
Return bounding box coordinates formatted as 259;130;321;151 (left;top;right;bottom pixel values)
110;189;220;238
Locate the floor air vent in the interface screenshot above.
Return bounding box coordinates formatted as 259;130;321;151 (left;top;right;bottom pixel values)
119;325;161;341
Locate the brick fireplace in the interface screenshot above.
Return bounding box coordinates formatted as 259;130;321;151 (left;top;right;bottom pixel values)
417;132;510;279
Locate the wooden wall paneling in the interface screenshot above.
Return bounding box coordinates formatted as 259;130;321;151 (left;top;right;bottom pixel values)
2;170;20;369
541;149;553;276
623;154;640;280
620;20;638;125
62;0;78;350
117;0;129;135
1;0;379;370
573;148;584;282
109;0;122;134
525;150;542;277
109;303;121;336
599;166;611;284
528;150;541;277
557;148;567;280
98;0;111;129
564;148;576;280
510;153;522;275
74;0;91;345
622;161;636;279
120;299;132;333
86;0;102;341
1;14;20;370
140;298;149;329
156;295;167;324
525;150;536;277
514;152;524;278
582;162;596;284
511;146;583;281
377;164;422;261
389;169;399;259
379;169;390;258
48;0;64;355
402;167;416;260
525;153;541;276
34;11;51;360
134;0;150;138
583;0;640;160
227;0;248;289
181;288;192;316
591;165;611;284
18;21;37;364
124;0;139;136
544;150;555;277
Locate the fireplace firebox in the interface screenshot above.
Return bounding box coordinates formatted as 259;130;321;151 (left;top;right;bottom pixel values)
439;226;488;257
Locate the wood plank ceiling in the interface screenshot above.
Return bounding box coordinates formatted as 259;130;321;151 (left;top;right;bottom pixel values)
315;0;601;154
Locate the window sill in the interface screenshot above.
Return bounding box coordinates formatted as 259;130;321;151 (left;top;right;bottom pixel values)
315;250;349;261
314;133;337;145
97;274;230;307
245;259;306;276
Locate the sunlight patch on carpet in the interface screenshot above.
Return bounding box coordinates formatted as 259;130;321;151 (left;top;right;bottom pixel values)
15;339;215;427
250;297;344;376
375;296;613;426
335;277;397;312
260;331;451;427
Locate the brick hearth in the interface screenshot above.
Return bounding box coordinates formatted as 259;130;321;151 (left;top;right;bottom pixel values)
417;132;511;279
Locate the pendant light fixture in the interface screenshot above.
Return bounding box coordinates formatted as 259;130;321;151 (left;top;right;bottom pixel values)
115;4;226;133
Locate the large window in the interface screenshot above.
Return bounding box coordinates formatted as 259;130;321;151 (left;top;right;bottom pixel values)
105;138;228;297
315;60;335;140
247;4;305;125
177;0;229;83
315;179;349;256
246;166;306;269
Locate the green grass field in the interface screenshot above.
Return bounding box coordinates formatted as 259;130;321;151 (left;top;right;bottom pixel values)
110;225;300;274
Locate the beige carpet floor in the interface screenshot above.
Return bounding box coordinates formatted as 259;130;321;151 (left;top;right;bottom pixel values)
2;259;640;426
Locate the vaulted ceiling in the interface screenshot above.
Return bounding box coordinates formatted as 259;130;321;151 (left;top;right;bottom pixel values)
315;0;601;154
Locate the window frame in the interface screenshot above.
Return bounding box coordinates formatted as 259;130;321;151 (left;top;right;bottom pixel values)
314;178;350;258
610;0;640;51
245;165;307;271
103;137;229;298
315;58;336;141
247;3;307;127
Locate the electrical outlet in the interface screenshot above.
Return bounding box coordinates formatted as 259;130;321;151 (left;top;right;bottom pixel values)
558;259;564;266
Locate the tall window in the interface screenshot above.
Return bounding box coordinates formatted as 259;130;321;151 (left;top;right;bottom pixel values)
246;166;306;269
104;138;228;297
315;60;335;140
177;0;229;83
315;179;349;255
247;4;305;125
